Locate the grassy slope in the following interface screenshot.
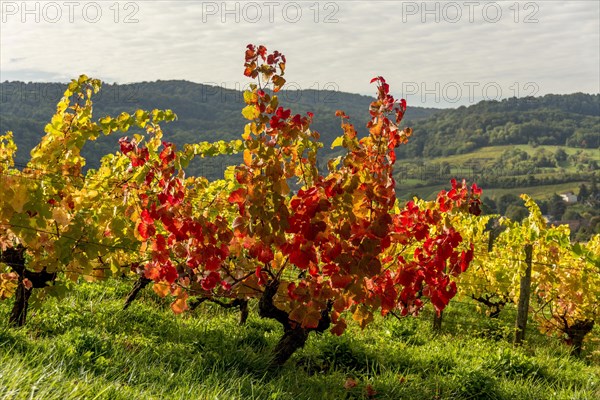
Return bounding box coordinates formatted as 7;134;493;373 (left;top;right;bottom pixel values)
402;182;588;203
420;145;600;170
0;280;599;400
395;145;600;200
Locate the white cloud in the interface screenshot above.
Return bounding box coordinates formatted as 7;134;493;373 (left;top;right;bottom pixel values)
1;0;598;107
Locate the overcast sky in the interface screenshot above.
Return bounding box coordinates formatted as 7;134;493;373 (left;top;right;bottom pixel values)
1;0;599;108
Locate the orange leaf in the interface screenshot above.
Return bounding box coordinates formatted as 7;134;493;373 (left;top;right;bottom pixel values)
243;149;252;166
331;319;347;336
228;188;246;205
344;377;358;389
365;384;377;398
152;281;170;297
288;305;306;325
302;309;322;329
170;292;189;314
352;305;373;329
22;278;33;290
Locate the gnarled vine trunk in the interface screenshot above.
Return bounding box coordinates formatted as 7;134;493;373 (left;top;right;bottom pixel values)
238;299;249;325
10;277;32;327
188;295;249;325
1;246;56;327
471;295;509;319
258;281;331;366
564;319;594;357
123;276;152;309
432;310;443;332
124;276;250;324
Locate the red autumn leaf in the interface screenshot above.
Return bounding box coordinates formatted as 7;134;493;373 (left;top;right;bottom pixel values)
331;319;347;336
331;274;353;289
344;377;358;389
204;255;222;271
255;266;268;286
140;209;153;224
289;247;314;269
161;264;178;283
119;137;134;154
287;282;299;300
250;243;274;264
365;384;377;398
138;220;155;240
257;45;267;60
159;143;175;165
469;199;482;216
201;271;221;291
228;188;246;205
275;107;291;120
322;263;338;276
460;247;474;272
152;234;167;253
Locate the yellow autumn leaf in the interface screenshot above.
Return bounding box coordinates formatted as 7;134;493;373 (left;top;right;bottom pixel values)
274;178;290;195
241;105;260;120
243;149;252;166
52;208;70;226
10;186;28;213
352;305;373;329
331;136;344;149
271;251;285;270
242;124;252;140
0;272;18;300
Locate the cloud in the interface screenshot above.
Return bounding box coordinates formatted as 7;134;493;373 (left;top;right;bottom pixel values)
1;0;598;107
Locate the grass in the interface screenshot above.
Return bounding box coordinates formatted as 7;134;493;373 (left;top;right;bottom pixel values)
417;145;600;167
399;182;589;202
394;144;599;200
0;279;599;399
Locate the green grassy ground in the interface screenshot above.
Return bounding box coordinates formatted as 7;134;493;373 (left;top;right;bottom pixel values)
399;182;588;202
394;144;599;200
0;280;598;400
420;145;600;167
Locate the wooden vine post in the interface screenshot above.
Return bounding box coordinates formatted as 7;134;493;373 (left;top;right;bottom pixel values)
514;244;533;345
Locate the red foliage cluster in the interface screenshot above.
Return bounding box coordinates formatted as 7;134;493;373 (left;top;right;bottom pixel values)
122;45;482;337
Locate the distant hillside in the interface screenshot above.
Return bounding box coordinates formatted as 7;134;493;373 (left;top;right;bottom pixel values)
1;81;597;180
0;80;438;175
398;93;600;159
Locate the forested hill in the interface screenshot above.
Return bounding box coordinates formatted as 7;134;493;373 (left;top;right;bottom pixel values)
1;80;598;177
399;93;600;159
0;80;437;171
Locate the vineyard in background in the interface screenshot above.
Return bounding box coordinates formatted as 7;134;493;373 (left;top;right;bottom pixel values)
1;46;599;375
